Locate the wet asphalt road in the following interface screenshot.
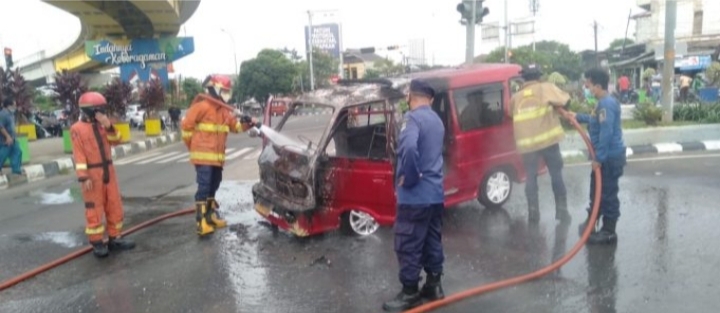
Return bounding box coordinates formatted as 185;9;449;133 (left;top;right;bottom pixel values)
2;148;720;312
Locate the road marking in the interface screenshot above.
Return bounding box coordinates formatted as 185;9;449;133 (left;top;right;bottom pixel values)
158;152;190;163
244;149;262;160
226;147;253;160
137;151;181;165
114;152;163;165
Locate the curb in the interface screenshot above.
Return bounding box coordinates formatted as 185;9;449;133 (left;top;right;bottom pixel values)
561;139;720;160
0;133;179;190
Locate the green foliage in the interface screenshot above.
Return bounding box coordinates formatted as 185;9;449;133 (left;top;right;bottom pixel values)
673;103;720;123
633;101;663;125
547;72;567;86
102;78;134;119
562;98;592;130
236;49;297;104
484;40;582;80
705;62;720;87
52;70;88;124
140;79;166;117
295;48;339;89
33;90;54;112
364;69;381;79
398;99;409;114
372;59;405;77
182;77;203;105
607;38;634;51
642;68;656;80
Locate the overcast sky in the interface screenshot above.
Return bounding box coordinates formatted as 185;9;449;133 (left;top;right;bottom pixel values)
0;0;640;80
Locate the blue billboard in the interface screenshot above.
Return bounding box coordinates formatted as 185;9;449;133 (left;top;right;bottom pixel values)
85;37;195;87
304;23;341;59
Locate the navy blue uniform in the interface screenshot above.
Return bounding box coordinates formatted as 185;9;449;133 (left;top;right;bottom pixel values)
576;94;626;221
395;105;445;287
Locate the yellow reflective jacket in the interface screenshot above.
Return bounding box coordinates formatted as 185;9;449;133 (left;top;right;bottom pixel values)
510;81;570;154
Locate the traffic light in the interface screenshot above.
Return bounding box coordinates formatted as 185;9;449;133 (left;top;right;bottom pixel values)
4;48;12;69
456;0;489;24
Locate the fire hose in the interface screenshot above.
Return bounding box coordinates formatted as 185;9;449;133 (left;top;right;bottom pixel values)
0;107;601;309
404;107;602;313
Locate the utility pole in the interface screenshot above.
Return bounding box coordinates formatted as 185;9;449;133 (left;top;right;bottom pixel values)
306;11;315;91
661;0;676;123
504;0;509;63
529;0;539;52
465;0;477;64
593;20;599;67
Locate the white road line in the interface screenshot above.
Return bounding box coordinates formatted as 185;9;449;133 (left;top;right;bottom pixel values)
226;147;253;160
114;152;163;165
243;149;262;160
158;152;190;164
137;151;181;164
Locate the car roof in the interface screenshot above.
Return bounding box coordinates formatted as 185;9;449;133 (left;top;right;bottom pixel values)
294;63;522;109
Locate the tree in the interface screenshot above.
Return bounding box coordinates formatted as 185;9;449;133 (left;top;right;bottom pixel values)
51;70;88;124
139;79;165;118
608;38;634;51
10;70;32;123
547;72;567;86
484;40;583;81
364;69;382;79
102;78;133;120
181;77;203;106
0;67;12;105
296;48;339;89
372;59;405;77
236;49;297;105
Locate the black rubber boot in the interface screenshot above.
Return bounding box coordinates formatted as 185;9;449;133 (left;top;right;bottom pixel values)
555;195;571;223
91;241;109;258
578;210;598;236
108;237;136;251
382;285;422;312
420;272;445;301
588;217;618;245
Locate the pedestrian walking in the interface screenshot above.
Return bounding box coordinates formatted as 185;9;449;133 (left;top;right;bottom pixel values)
566;68;627;245
181;74;257;237
168;105;181;131
382;79;445;312
0;98;22;178
510;64;573;224
71;92;136;258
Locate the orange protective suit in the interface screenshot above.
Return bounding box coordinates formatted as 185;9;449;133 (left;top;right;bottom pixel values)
70;121;123;242
181;94;251;167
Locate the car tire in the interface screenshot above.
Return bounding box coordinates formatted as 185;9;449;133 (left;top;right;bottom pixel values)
340;210;380;236
478;168;513;209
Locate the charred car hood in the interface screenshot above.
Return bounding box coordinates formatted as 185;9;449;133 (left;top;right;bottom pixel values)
254;142;317;212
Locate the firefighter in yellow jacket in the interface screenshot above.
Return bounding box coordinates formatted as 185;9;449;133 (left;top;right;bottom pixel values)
510;64;574;224
182;74;257;236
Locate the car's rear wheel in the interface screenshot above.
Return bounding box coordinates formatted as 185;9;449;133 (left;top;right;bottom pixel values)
341;210;379;236
478;168;512;208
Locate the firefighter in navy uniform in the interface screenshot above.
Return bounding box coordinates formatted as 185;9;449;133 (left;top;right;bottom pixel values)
383;80;446;312
71;92;135;258
567;68;627;245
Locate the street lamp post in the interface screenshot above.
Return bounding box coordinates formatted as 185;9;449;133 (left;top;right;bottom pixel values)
221;28;239;78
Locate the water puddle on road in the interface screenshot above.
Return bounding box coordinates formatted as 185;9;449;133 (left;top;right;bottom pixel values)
29;185;83;205
215;180;272;308
31;231;84;248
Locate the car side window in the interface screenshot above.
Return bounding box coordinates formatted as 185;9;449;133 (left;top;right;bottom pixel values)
453;83;505;132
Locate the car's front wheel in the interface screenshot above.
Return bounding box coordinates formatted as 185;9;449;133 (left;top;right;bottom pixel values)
478;168;513;208
341;210;380;236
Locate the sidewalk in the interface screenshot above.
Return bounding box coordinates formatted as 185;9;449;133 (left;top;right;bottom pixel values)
0;130;181;189
561;124;720;160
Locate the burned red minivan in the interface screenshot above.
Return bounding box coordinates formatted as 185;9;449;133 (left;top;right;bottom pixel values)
252;64;530;236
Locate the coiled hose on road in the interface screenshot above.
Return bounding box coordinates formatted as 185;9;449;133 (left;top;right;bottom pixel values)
0;108;602;313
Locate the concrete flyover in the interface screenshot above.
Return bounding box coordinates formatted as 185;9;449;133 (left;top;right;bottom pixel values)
18;0;200;85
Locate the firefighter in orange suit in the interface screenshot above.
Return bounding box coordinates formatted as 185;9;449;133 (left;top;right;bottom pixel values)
182;74;257;236
71;92;135;258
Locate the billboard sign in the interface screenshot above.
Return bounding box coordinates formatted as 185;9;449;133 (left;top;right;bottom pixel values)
305;23;341;58
85;37;194;87
676;55;712;71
